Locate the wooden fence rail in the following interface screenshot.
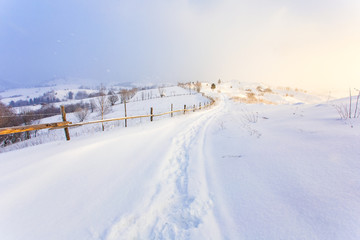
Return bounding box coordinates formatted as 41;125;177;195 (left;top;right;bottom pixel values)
0;122;72;135
0;100;215;140
50;103;212;130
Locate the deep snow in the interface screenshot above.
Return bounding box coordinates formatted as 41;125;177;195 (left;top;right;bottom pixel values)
0;86;360;239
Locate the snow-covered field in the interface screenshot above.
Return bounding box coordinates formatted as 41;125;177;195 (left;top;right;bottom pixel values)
0;82;360;239
0;86;207;152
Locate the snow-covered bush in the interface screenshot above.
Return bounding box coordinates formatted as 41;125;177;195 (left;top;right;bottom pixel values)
240;109;258;123
333;89;360;120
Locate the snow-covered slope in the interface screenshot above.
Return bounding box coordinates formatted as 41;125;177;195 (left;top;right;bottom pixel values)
202;80;329;104
0;90;359;239
1;86;209;152
0;78;155;106
0;84;98;106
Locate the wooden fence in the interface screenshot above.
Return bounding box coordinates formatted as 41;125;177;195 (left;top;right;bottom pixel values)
0;100;215;141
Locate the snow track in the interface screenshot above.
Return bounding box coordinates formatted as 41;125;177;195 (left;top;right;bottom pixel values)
104;106;221;240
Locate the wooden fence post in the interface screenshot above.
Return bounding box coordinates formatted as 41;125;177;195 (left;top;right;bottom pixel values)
150;107;153;122
199;102;201;109
124;99;127;127
193;104;195;112
60;105;70;141
171;104;173;117
184;105;186;114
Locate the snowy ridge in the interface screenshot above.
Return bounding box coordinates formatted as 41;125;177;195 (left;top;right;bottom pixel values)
104;105;221;239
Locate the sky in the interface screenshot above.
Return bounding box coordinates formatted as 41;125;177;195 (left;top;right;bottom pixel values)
0;0;360;93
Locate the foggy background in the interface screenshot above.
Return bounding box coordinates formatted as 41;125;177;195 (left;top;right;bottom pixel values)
1;0;359;93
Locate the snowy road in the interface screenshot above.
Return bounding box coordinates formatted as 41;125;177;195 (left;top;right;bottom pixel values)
1;95;360;239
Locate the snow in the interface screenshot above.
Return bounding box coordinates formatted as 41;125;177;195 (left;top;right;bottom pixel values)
0;86;208;152
1;82;360;239
204;98;360;239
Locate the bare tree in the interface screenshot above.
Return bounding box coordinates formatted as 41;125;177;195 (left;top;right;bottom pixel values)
0;102;14;127
119;89;129;127
349;88;352;119
95;95;111;131
19;107;34;140
119;88;138;102
0;102;22;146
141;92;145;101
108;91;119;106
354;89;360;118
118;88;138;127
98;84;106;95
89;99;96;113
119;89;128;102
130;87;138;98
32;119;41;137
195;82;202;93
74;107;90;122
68;91;74;100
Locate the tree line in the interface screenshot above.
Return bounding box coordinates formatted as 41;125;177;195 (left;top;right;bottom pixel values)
9;91;61;107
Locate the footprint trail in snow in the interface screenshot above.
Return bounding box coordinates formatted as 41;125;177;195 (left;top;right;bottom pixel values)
104;107;222;240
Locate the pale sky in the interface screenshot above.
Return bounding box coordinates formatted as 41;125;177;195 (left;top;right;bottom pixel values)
0;0;360;93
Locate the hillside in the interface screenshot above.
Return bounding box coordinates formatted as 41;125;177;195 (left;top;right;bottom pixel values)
0;85;208;152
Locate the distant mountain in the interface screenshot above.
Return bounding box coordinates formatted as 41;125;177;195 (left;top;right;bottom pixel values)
40;78;154;90
40;77;102;88
112;81;159;89
0;79;21;91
